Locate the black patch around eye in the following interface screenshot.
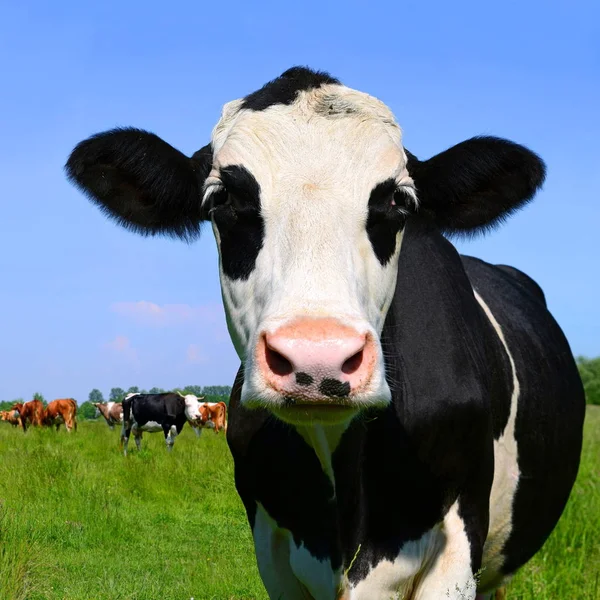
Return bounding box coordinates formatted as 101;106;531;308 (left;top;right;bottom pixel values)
210;165;264;281
366;179;408;266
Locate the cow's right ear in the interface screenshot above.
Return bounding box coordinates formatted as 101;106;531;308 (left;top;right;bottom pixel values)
65;128;212;240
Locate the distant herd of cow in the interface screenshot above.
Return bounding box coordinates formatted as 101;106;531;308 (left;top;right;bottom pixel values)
0;392;228;454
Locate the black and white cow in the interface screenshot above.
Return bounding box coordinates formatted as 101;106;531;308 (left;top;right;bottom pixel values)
121;392;201;455
66;67;585;599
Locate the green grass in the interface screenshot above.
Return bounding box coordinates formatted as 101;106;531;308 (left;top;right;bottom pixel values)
0;407;598;599
0;423;266;600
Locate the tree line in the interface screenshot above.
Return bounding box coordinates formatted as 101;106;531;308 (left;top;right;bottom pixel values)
2;359;599;419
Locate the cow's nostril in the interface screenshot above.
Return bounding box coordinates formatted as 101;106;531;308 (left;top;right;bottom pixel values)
342;349;364;375
265;343;294;376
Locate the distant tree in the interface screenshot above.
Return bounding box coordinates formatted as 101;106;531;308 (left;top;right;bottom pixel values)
202;385;232;398
126;386;140;395
182;385;203;397
88;389;104;403
577;356;600;405
148;387;165;394
109;387;126;402
33;392;47;406
78;401;97;420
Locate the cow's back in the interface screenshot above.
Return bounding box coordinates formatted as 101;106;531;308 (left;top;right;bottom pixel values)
129;393;186;426
461;255;585;579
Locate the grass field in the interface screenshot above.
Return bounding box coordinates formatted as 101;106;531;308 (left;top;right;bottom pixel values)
0;407;598;600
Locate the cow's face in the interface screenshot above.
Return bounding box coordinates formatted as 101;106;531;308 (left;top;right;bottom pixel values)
66;67;545;426
183;395;202;422
205;85;415;422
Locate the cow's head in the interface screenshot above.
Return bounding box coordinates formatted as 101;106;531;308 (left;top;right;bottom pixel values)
182;395;203;422
66;67;545;426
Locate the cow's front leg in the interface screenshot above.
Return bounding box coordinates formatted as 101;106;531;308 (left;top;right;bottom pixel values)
413;503;481;600
252;503;318;600
164;425;177;451
134;428;143;451
121;425;131;456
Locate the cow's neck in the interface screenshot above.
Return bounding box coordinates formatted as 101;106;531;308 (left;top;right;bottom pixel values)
294;421;351;487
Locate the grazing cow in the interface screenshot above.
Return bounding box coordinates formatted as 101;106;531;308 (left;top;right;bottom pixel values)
94;401;123;430
0;410;21;427
198;401;228;434
12;399;44;431
66;67;585;599
120;392;202;455
43;399;78;432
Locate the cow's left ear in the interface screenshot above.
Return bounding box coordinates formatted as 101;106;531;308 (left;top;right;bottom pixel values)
406;136;546;235
65;128;213;240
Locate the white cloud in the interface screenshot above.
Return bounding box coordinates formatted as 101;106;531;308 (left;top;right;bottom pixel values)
186;343;208;365
103;335;140;367
110;301;223;327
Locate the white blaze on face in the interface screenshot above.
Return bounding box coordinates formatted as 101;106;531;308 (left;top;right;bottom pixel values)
183;395;201;421
205;85;415;413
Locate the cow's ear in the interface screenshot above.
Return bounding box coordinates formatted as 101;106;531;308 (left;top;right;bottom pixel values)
406;136;546;236
65;128;212;240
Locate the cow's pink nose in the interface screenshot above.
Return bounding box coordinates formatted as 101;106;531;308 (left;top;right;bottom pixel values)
257;318;376;399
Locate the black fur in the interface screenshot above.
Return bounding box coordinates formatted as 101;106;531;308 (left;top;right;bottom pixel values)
209;165;264;281
65;128;211;240
366;179;408;266
241;66;340;111
406;137;546;236
121;392;192;451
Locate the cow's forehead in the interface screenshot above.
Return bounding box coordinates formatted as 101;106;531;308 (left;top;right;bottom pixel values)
209;84;406;187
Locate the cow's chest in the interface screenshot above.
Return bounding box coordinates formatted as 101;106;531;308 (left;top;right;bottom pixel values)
252;502;476;600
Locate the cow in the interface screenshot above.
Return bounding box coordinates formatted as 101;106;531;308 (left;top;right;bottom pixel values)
94;401;123;430
198;401;228;434
43;398;78;432
0;410;21;427
12;399;45;431
120;392;203;455
66;67;585;599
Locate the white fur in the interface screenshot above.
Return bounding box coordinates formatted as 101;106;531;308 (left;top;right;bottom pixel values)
137;420;163;433
253;502;341;600
348;502;476;599
473;291;521;591
182;394;202;421
205;85;416;415
295;421;351;485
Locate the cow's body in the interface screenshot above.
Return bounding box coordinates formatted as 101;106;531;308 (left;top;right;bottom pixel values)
43;399;78;432
66;67;585;598
198;401;228;434
0;410;21;427
120;392;202;454
95;401;123;430
227;224;584;598
12;400;44;431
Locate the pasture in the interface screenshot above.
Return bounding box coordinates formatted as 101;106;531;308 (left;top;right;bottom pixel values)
1;407;598;600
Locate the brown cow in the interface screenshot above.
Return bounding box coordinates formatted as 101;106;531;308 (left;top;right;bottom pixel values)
43;399;78;432
12;399;45;431
94;401;123;430
198;401;228;434
0;410;21;427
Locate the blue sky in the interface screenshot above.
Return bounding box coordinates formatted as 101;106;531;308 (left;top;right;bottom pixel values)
1;0;598;403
